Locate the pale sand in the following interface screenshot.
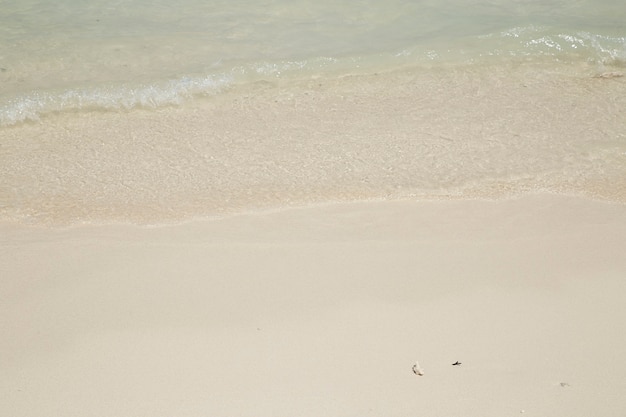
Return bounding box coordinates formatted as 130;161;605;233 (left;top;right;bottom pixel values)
2;194;626;416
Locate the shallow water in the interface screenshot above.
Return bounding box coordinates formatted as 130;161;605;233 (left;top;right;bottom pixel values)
1;0;625;125
1;0;625;225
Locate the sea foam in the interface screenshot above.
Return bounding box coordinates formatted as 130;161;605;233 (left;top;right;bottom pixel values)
0;73;234;126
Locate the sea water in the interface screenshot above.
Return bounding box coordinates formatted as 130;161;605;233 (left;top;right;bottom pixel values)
1;0;625;224
2;0;625;124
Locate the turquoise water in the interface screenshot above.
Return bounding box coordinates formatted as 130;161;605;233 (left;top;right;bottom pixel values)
1;0;625;125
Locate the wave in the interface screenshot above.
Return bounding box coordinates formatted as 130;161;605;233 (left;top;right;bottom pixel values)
1;27;624;127
0;73;235;127
0;56;347;127
395;26;626;66
483;27;626;63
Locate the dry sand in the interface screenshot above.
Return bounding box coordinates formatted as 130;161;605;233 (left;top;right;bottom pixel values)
2;194;626;417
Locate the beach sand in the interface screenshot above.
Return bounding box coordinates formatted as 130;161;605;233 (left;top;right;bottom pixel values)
2;194;626;417
2;64;625;225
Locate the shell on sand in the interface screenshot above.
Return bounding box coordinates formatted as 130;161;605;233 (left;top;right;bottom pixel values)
412;361;424;376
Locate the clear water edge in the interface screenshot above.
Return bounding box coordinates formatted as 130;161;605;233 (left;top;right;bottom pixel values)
2;60;625;226
2;25;625;127
1;0;625;225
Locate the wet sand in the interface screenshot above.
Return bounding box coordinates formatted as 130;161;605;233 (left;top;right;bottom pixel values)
2;64;625;225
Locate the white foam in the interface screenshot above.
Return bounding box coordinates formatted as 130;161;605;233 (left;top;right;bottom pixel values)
0;73;234;126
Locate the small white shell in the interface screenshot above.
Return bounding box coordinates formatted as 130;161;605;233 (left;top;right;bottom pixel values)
412;361;424;376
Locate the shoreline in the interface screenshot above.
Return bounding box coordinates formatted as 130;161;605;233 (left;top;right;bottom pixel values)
2;63;626;226
3;194;626;416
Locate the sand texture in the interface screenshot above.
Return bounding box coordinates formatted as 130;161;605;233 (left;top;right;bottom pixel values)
2;64;626;225
2;195;626;417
